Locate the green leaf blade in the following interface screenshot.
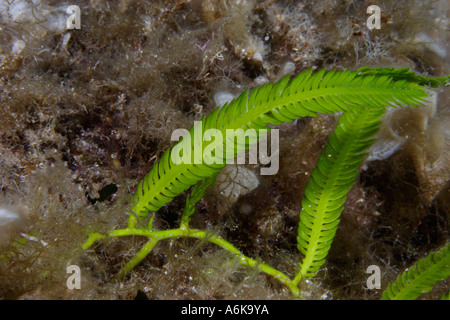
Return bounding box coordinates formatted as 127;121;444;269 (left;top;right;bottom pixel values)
381;242;450;300
297;106;385;279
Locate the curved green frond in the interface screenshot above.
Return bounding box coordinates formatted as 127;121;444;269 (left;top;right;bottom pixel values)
357;67;450;88
381;242;450;300
131;68;430;219
297;106;385;279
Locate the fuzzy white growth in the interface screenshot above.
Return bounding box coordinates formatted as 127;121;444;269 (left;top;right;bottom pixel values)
213;91;235;109
11;39;26;56
0;207;19;227
254;75;269;86
414;33;447;59
281;61;296;77
252;51;263;63
0;0;69;35
0;206;24;245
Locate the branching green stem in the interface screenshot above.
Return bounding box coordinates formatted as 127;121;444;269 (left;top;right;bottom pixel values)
82;227;301;297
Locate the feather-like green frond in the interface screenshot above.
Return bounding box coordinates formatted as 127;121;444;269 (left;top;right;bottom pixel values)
297;106;385;278
131;68;429;219
381;242;450;300
357;67;450;88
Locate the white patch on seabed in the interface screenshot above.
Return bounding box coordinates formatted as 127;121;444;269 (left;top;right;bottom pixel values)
214;91;236;109
0;0;71;36
0;203;29;244
0;206;22;244
215;165;259;205
0;207;19;227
